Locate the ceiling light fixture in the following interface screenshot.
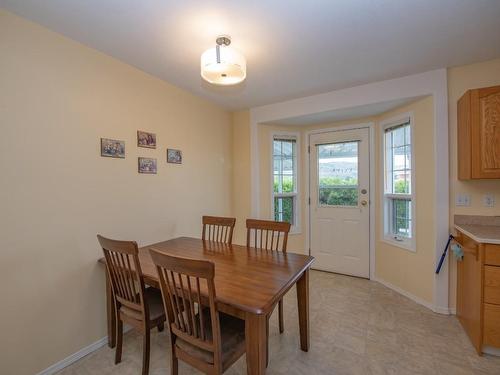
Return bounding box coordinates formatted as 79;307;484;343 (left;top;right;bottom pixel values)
201;36;246;86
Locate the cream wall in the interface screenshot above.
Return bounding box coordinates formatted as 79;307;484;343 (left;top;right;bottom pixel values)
2;7;500;373
0;11;232;375
257;123;308;253
257;96;436;303
374;96;436;304
231;110;252;245
447;58;500;309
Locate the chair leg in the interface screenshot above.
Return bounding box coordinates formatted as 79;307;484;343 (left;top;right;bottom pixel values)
278;299;284;334
170;349;178;375
158;322;164;332
142;328;150;375
115;318;123;364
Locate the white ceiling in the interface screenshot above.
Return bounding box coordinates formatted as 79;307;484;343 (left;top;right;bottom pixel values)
266;97;422;126
2;0;500;110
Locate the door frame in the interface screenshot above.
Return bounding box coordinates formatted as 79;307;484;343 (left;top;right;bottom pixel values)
305;122;376;280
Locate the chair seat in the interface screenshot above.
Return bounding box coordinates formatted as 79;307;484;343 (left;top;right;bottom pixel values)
120;287;165;322
175;311;245;365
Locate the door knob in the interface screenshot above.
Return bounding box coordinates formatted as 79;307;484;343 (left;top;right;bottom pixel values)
361;200;368;206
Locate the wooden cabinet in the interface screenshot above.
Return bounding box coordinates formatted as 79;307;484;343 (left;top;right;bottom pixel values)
458;85;500;180
456;232;500;354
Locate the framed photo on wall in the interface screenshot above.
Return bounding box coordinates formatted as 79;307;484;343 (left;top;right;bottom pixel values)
137;130;156;149
167;149;182;164
138;157;157;174
100;138;125;158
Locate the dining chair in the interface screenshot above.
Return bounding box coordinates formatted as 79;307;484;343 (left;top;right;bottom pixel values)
246;219;291;334
97;235;166;375
150;250;246;375
202;216;236;244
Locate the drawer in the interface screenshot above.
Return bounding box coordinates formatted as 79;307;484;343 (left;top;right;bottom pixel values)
484;266;500;305
484;303;500;347
485;244;500;266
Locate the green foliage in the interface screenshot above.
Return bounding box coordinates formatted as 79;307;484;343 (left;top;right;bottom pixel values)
318;177;358;206
319;188;358;206
394;180;409;194
319;176;357;187
274;179;294;193
393;199;411;237
274;196;294;224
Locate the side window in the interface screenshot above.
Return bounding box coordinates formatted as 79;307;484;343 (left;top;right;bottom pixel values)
383;120;414;249
273;137;298;228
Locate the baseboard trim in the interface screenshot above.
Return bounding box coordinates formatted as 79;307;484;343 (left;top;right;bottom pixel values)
483;345;500;357
373;277;451;315
35;336;108;375
36;326;132;375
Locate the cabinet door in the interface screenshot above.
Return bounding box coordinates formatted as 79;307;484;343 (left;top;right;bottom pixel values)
456;233;482;354
484;303;500;348
484;266;500;305
471;86;500;178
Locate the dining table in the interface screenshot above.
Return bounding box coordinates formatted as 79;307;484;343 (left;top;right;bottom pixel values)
98;236;314;375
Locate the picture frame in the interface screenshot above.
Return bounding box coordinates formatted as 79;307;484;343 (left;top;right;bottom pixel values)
167;149;182;164
137;130;156;149
100;138;125;158
138;157;157;174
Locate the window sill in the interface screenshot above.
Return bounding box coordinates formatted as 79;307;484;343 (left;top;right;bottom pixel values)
290;229;301;236
381;236;416;252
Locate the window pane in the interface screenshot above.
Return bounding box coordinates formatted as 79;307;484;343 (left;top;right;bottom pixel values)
385;124;411;195
281;141;293;157
405;125;411;145
281;176;294;192
393;171;409;194
392;198;412;238
273;139;296;194
392;126;406;148
393;146;406;171
273;141;281;156
317;142;358;206
282;158;293;174
273;175;280;193
273;139;296;193
274;196;294;224
273;138;297;225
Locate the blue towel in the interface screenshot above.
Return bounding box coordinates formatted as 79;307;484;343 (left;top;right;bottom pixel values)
451;243;463;260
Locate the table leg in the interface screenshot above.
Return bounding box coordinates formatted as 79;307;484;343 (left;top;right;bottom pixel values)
266;315;269;367
105;270;116;348
296;268;309;351
245;312;267;375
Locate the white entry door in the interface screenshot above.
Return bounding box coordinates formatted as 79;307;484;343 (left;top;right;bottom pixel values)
309;128;370;278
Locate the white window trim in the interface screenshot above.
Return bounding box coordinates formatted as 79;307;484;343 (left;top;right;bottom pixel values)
270;131;301;234
380;112;416;252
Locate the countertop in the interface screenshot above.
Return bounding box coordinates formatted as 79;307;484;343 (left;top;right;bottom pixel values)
454;215;500;244
454;224;500;244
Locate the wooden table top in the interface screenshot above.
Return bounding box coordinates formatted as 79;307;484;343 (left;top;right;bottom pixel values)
99;237;314;315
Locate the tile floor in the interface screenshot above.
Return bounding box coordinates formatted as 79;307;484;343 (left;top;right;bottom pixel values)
59;271;500;374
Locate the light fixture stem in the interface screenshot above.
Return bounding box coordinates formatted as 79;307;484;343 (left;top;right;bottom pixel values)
216;44;221;64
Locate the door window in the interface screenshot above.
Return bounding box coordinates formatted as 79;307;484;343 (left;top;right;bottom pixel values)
317;141;359;206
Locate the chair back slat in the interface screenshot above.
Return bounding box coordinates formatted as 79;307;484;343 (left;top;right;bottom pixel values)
97;235;147;316
202;216;236;244
246;219;291;252
150;250;221;357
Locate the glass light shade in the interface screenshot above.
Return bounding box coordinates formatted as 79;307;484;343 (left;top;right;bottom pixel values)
201;46;246;85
